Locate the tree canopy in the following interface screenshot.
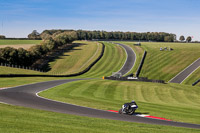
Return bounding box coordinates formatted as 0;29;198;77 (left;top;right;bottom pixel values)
186;36;192;42
179;35;185;42
39;30;176;42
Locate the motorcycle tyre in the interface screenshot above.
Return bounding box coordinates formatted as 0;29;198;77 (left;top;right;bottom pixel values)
118;109;123;114
127;109;135;115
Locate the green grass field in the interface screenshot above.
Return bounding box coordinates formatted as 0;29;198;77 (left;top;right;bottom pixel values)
0;41;106;75
0;41;126;77
1;41;200;132
119;42;200;83
1;103;199;133
0;39;41;49
79;42;126;78
0;39;41;45
46;41;102;75
40;79;200;125
0;66;42;75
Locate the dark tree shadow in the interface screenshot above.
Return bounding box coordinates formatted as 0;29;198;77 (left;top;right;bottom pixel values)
34;43;87;72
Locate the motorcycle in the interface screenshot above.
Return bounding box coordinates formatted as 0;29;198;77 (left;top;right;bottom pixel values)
119;102;138;115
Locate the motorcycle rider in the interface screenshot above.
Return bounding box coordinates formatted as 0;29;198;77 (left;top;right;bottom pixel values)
119;100;138;114
123;100;138;113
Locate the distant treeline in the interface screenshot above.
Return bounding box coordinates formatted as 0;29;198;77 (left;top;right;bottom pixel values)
0;29;176;71
28;29;176;42
0;31;77;70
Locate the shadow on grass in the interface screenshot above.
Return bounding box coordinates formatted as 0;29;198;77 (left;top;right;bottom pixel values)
33;43;87;72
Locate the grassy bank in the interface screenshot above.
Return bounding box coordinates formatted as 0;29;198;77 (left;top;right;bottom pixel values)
135;42;200;82
0;41;126;77
0;103;199;133
40;79;200;124
0;41;105;75
46;41;102;75
80;42;126;78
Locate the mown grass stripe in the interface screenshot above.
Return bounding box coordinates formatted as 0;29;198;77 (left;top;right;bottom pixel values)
132;42;200;83
81;42;126;78
40;79;200;124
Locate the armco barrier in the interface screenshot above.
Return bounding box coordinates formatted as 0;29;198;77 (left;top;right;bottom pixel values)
136;51;147;77
192;79;200;86
105;76;165;84
0;43;105;78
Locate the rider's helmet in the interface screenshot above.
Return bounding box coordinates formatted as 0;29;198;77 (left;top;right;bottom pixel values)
131;100;135;103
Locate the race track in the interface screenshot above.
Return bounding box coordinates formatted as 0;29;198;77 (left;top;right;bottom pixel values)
0;43;199;129
115;43;136;75
169;58;200;83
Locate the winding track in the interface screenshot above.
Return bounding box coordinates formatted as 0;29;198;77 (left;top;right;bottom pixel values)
115;43;136;75
169;58;200;83
0;43;199;129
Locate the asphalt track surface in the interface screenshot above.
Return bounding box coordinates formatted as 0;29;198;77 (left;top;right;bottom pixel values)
115;43;136;76
169;58;200;83
0;43;200;129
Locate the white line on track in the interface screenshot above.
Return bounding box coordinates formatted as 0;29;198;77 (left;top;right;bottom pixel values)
114;42;136;76
35;80;113;113
168;58;200;83
180;66;200;84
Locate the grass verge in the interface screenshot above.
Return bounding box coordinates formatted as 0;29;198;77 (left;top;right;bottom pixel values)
47;41;102;75
183;67;200;86
40;79;200;125
136;42;200;82
80;42;126;78
0;103;199;133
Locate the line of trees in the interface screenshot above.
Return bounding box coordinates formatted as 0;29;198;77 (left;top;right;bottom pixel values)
75;30;176;42
37;30;176;42
0;31;77;69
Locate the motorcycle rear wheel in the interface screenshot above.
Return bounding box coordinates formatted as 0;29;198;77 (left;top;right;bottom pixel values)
118;109;123;114
127;109;135;115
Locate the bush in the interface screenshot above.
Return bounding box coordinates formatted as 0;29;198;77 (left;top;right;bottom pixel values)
0;47;18;64
0;35;6;39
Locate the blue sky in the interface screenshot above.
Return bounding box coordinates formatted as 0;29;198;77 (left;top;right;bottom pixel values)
0;0;200;40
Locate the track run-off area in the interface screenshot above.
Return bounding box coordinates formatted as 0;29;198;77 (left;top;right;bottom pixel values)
0;42;200;130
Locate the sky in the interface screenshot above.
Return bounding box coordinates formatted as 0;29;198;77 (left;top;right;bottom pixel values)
0;0;200;41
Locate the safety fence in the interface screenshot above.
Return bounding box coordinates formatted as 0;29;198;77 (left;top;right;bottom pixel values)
192;79;200;86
